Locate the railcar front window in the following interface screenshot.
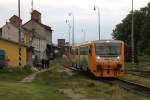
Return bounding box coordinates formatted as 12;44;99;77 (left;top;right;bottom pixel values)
96;44;121;56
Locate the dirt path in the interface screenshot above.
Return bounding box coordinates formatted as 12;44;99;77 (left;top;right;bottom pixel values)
21;68;51;83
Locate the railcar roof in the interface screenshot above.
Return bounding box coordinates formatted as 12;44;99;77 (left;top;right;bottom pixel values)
93;40;123;44
74;40;123;47
74;41;91;47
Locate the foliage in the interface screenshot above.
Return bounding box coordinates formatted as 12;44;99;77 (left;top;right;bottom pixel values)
112;2;150;56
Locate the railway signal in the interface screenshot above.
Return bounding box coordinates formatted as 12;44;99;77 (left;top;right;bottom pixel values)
18;0;22;67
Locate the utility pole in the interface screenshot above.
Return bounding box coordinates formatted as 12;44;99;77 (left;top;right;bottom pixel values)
68;13;75;59
82;29;86;42
69;13;74;47
66;20;71;57
94;6;100;40
131;0;135;64
18;0;22;67
66;20;71;46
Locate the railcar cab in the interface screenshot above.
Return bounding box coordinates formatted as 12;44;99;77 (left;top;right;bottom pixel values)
91;40;124;77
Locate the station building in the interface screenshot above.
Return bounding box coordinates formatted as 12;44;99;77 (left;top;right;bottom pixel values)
0;37;27;67
0;15;30;67
23;10;53;60
0;10;53;67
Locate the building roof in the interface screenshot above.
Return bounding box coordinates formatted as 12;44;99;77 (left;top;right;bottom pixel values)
9;15;22;22
23;19;53;32
31;10;41;15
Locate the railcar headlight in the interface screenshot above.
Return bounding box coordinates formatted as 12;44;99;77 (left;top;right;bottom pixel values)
117;56;120;60
96;56;101;60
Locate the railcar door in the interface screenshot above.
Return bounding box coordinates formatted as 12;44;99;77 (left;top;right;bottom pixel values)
80;46;89;71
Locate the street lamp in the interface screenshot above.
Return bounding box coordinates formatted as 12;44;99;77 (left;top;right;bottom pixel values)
66;20;71;45
81;29;86;42
131;0;135;64
66;20;71;57
68;13;75;47
94;6;100;40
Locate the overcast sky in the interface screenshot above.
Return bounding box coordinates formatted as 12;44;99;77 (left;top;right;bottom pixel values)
0;0;149;44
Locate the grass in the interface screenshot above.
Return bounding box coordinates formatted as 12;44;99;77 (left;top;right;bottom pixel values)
0;59;149;100
0;64;70;100
123;56;150;88
0;67;33;82
0;82;69;100
33;59;150;100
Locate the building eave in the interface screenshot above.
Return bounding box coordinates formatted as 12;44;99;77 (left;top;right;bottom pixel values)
22;20;53;32
0;37;27;47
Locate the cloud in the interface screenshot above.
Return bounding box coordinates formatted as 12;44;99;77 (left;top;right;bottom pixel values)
0;0;149;44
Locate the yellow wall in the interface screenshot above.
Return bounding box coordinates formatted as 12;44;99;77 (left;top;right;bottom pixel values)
0;38;27;67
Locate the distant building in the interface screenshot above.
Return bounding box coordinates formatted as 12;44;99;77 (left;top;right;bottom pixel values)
58;39;65;48
23;10;53;60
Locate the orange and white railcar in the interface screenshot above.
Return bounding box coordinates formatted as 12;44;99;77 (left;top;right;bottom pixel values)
73;40;124;77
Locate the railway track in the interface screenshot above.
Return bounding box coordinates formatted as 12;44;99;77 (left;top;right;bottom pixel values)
126;69;150;78
64;66;150;98
98;78;150;98
114;78;150;98
63;65;81;72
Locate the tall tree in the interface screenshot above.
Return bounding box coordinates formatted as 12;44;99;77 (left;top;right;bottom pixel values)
112;2;150;62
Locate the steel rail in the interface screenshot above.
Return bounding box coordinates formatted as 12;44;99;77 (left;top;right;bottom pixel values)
126;69;150;78
115;78;150;98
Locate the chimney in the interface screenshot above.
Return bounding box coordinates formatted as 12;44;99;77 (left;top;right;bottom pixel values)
31;10;41;23
9;15;22;28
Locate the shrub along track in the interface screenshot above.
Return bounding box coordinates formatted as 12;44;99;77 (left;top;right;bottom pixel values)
64;66;150;98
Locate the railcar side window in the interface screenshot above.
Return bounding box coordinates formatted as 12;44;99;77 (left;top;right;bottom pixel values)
80;47;88;55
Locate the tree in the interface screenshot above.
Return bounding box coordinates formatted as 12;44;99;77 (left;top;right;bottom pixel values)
112;2;150;62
